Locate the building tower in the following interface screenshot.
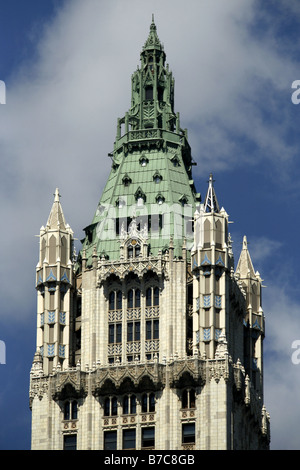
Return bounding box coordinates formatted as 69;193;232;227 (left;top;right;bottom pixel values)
30;18;270;450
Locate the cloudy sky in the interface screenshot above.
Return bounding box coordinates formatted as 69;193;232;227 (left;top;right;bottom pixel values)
0;0;300;450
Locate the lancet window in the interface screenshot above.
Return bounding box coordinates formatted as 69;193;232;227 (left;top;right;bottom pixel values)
122;395;137;415
181;389;196;410
63;400;78;420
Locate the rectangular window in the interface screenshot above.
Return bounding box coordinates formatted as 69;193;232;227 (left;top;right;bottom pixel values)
63;434;77;450
145;86;153;100
146;320;152;340
104;431;117;450
142;427;155;449
123;428;136;450
49;324;54;343
116;323;122;343
128;321;141;342
146;319;159;340
127;322;133;342
153;320;159;339
109;324;115;344
109;323;122;344
182;423;195;444
135;322;140;341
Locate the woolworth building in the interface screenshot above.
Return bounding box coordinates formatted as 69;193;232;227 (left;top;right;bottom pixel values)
29;18;270;450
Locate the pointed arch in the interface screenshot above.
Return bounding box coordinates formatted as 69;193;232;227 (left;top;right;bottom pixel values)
204;219;211;246
49;235;56;264
61;235;67;265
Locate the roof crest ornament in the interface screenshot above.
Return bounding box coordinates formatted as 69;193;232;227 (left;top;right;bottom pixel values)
120;215;148;242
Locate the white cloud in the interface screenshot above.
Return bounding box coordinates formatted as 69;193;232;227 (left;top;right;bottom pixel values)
247;236;282;266
263;282;300;449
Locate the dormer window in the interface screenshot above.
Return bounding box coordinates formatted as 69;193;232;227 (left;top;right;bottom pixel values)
140;155;149;167
153;172;162;184
116;198;126;209
122;174;132;187
171;155;180;167
179;195;188;207
135;187;146;206
156;194;165;205
128;239;141;259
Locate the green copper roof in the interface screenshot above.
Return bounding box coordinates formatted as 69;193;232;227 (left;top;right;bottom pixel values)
79;19;200;268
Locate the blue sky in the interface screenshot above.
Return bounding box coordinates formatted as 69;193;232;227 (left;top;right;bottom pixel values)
0;0;300;450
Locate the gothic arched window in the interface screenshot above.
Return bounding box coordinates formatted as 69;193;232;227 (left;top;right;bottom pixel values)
142;392;155;413
182;389;196;409
127;240;141;259
146;286;159;306
64;400;78;420
123;395;137;415
104;396;118;416
127;288;141;308
109;290;122;310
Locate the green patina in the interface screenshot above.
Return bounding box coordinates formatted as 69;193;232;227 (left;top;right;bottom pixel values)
79;18;200;268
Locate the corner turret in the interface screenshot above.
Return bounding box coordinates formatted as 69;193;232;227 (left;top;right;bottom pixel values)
35;189;75;375
235;235;265;394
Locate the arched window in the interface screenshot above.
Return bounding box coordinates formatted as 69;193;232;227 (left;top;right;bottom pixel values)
142;393;155;413
123;395;137;415
142;393;148;413
128;241;141;259
109;292;115;310
128;289;133;308
123;395;129;415
104;397;110;416
146;286;159;306
139;155;148;167
64;401;70;420
71;400;78;419
182;389;196;409
104;396;118;416
131;395;137;414
149;393;155;412
111;397;118;416
64;400;78;420
49;235;56;264
109;290;122;310
127;289;141;308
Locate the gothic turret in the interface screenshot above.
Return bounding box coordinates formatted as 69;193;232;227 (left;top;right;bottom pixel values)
35;189;75;375
192;174;235;359
235;235;265;395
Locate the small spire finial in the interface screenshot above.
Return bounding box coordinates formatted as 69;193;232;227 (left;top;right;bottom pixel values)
150;13;156;31
204;173;220;213
54;188;61;202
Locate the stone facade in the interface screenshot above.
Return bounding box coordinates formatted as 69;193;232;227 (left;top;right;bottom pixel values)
30;18;270;450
